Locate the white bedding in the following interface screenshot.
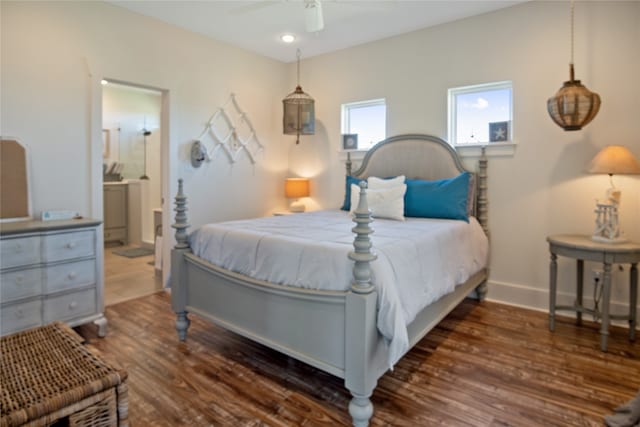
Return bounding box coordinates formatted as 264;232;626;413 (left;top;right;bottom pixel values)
190;210;489;367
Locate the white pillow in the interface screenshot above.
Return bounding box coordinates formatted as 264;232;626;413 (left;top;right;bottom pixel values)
350;183;406;221
367;175;406;190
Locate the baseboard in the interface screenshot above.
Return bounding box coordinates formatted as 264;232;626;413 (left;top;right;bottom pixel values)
486;279;639;329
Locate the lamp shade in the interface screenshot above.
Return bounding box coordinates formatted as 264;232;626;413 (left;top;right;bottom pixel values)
285;178;310;199
588;145;640;175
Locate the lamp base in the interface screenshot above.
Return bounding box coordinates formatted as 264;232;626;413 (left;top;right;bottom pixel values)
592;235;629;244
289;200;306;213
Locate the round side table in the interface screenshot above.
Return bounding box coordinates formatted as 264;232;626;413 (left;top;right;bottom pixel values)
547;234;639;351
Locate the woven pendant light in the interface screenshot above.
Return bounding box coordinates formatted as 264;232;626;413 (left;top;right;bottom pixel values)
283;49;315;144
547;0;600;131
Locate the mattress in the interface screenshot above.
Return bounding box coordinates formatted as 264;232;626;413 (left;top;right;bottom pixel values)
190;210;489;366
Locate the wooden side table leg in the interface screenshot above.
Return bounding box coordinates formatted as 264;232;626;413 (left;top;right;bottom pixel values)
600;263;612;352
549;253;558;332
576;259;584;325
630;263;637;342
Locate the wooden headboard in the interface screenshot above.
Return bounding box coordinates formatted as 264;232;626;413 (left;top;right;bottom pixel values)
347;133;488;235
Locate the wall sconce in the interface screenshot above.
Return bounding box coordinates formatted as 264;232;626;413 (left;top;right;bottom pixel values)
283;49;315;144
588;145;640;243
285;178;310;212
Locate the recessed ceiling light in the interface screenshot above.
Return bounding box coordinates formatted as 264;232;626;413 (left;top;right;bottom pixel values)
281;34;296;43
101;79;109;85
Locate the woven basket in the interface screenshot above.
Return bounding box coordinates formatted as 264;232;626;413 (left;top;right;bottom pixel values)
1;322;128;427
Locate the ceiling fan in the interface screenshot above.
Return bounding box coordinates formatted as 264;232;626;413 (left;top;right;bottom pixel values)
230;0;325;33
304;0;324;33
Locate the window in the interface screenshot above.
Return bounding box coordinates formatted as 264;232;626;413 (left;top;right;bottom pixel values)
341;99;386;151
448;81;512;146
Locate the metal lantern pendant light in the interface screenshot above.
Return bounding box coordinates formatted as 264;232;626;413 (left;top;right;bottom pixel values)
547;0;601;131
283;49;315;144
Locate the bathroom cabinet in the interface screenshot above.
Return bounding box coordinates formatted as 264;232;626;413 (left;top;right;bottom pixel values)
103;183;128;245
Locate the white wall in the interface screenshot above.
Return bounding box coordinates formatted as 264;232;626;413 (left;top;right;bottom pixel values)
1;1;291;286
290;1;640;314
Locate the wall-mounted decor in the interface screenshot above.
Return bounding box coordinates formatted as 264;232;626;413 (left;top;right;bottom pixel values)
489;122;508;142
102;129;110;158
342;134;358;150
192;94;263;166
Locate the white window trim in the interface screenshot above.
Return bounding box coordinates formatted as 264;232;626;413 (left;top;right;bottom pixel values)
448;80;514;153
340;98;386;153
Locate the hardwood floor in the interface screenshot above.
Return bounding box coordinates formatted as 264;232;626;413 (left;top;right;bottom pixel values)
77;294;639;426
103;244;163;306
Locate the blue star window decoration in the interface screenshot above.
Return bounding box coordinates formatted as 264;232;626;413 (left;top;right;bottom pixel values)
489;121;509;142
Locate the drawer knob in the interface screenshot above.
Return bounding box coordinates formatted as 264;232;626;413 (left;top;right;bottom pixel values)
14;243;22;252
15;309;23;318
66;242;77;249
15;275;24;284
67;272;77;280
68;301;78;310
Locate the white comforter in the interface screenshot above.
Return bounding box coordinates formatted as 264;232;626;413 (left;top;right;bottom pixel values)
190;210;488;367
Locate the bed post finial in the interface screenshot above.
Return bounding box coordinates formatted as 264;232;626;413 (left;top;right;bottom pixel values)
349;182;377;294
172;178;190;249
346;181;377;427
346;152;352;176
476;147;489;301
477;147;489;238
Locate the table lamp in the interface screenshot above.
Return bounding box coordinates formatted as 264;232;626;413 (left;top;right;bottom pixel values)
587;145;640;243
285;178;310;212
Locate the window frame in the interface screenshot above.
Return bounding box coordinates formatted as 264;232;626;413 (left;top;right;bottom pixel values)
448;80;514;149
340;98;387;152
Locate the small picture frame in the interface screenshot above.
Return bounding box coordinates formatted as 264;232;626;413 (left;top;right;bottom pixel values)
342;134;358;150
489;121;509;142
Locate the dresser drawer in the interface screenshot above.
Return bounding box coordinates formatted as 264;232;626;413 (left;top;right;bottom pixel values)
0;267;42;303
44;260;96;294
43;230;95;263
1;299;42;336
44;288;96;323
0;236;40;269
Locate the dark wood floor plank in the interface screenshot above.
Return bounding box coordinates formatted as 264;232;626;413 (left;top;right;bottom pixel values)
76;293;639;426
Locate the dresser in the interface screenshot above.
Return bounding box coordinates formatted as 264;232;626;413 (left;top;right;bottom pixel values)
0;218;107;337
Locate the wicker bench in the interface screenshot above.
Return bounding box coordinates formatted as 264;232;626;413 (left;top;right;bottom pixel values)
1;322;128;427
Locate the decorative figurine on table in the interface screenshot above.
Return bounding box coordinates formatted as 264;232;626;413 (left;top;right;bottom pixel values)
592;191;624;243
588;145;640;244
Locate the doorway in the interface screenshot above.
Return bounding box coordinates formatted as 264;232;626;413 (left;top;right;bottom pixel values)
101;81;164;305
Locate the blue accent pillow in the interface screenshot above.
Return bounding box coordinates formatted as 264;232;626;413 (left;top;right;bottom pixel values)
404;172;471;222
341;176;365;210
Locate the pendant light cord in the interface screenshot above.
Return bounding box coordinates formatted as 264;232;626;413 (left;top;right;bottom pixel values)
570;0;574;66
296;48;301;86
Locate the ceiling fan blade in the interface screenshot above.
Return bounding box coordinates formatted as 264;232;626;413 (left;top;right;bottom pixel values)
228;1;281;16
305;0;324;32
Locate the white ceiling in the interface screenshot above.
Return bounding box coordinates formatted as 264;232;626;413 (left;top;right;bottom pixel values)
110;1;526;63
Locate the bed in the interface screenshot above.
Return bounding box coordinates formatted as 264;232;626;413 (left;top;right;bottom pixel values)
170;133;489;426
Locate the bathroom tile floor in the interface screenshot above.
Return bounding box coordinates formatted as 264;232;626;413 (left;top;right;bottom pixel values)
104;243;163;306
